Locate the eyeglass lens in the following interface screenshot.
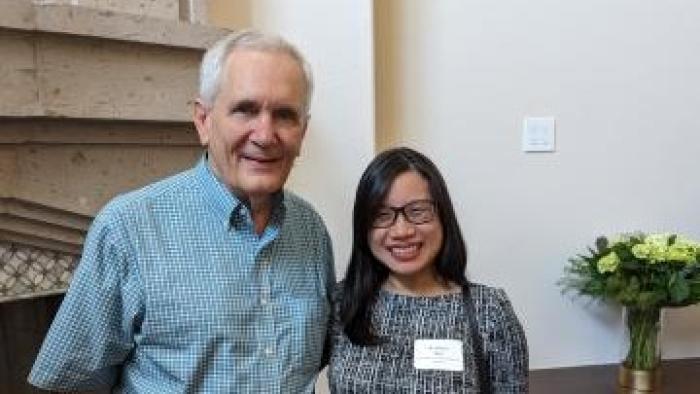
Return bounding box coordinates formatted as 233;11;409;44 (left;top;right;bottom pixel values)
372;200;435;228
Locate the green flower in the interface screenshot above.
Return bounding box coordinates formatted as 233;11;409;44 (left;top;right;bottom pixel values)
633;234;681;264
561;232;700;310
677;235;700;247
597;252;620;273
645;233;671;245
667;240;698;264
632;243;652;260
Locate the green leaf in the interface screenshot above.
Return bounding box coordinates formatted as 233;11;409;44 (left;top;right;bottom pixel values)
584;280;604;295
652;289;668;305
629;275;640;290
615;246;636;262
605;275;623;295
669;275;690;303
637;291;658;308
689;280;700;300
620;259;642;271
680;262;699;277
596;236;609;253
668;234;677;246
618;276;641;304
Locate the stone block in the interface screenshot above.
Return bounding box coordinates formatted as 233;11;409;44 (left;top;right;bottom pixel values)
0;31;42;117
32;0;180;21
37;34;200;121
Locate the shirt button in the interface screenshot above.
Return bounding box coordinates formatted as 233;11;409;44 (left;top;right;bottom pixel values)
261;258;270;265
265;347;274;356
261;297;268;305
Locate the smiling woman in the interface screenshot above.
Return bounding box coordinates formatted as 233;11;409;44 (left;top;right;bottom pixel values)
328;147;529;393
368;172;444;290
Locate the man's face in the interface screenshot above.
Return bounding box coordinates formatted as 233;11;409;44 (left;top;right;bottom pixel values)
194;49;308;203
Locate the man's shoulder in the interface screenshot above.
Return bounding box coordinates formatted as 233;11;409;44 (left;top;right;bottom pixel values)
98;166;198;221
283;190;325;224
283;190;316;211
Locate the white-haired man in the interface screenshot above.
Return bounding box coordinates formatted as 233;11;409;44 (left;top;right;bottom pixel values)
29;30;335;393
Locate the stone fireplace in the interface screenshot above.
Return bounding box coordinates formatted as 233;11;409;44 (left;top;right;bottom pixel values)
0;0;228;300
0;1;227;391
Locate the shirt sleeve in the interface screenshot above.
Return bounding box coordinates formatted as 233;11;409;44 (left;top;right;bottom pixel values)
486;288;529;394
319;227;336;369
28;207;144;391
321;227;336;301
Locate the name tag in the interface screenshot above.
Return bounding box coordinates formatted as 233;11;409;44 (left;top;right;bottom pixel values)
414;339;464;371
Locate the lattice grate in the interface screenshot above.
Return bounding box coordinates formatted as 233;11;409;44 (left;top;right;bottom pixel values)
0;242;78;302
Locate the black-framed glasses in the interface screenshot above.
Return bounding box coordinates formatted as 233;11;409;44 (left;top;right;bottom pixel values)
371;199;437;228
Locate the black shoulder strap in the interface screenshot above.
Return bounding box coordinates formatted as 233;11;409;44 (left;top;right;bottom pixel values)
463;284;492;393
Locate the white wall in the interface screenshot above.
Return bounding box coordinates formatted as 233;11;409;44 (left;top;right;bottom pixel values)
208;0;700;372
376;0;700;369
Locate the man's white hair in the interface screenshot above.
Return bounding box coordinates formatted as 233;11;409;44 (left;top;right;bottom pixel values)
198;30;314;113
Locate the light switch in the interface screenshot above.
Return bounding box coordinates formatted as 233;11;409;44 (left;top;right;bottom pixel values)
522;117;556;152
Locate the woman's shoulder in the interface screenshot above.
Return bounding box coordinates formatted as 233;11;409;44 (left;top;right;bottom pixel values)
467;282;515;314
468;281;506;298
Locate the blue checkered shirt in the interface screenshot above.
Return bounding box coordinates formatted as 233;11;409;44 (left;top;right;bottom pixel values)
29;156;335;393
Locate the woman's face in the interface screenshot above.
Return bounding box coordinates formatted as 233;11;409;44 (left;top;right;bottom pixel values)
369;171;444;281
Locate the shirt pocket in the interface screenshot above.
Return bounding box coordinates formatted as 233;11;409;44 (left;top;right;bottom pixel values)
278;274;331;373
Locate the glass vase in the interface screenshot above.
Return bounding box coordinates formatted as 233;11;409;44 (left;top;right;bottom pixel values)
618;306;664;392
622;307;663;370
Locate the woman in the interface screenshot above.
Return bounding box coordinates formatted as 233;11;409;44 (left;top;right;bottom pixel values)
329;147;528;393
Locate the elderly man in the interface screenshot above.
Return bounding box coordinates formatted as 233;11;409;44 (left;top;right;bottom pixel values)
29;30;335;393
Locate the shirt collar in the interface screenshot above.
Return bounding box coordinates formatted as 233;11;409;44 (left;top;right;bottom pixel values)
194;154;286;230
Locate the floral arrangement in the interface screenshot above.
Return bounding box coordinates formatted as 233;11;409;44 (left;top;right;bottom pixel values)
561;232;700;370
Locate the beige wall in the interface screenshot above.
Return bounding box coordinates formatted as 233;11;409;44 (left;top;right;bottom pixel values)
376;0;700;368
208;0;700;373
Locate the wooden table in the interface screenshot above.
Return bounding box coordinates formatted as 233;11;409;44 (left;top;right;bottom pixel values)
529;358;700;393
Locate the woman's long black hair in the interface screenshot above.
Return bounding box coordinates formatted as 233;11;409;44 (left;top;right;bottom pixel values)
340;147;468;346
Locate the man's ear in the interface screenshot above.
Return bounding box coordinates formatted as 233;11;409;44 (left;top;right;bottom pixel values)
193;99;211;146
301;114;310;139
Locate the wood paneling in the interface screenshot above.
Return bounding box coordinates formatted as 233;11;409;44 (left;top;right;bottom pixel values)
0;296;63;394
530;358;700;394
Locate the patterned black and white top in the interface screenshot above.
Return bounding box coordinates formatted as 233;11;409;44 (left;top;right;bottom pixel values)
328;283;528;393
